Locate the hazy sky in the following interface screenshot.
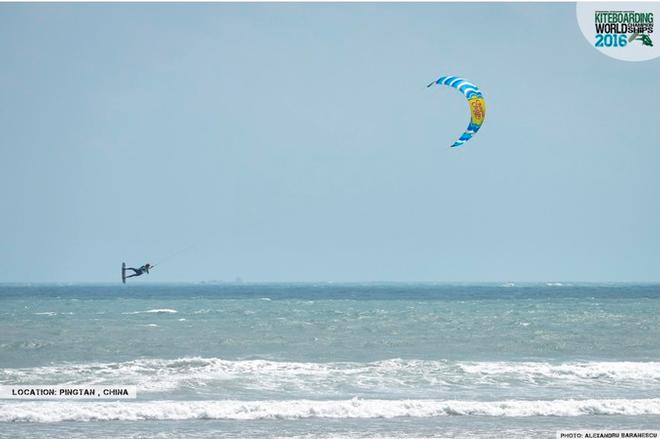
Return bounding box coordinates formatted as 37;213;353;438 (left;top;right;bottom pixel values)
1;3;659;283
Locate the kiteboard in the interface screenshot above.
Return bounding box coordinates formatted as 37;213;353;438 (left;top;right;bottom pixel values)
122;262;126;284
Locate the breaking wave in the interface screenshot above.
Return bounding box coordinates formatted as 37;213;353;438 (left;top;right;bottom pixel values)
2;358;659;394
2;398;660;422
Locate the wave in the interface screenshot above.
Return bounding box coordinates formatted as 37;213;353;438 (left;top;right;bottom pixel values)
2;358;659;394
2;398;660;422
457;360;660;382
121;309;178;315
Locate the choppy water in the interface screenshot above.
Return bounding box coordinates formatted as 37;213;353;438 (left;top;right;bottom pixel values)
1;283;659;437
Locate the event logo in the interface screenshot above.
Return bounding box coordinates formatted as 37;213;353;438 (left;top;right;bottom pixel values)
577;2;660;61
594;10;653;48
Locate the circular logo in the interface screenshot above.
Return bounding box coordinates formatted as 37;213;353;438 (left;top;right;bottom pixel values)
576;2;660;62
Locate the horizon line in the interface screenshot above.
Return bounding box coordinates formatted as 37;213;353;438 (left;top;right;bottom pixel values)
2;280;660;286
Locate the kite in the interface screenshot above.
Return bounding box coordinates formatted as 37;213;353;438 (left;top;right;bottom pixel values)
427;76;486;148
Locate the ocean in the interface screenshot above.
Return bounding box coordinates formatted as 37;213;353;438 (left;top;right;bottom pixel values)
1;283;659;438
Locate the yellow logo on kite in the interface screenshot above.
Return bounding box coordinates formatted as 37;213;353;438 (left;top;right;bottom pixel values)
468;97;486;125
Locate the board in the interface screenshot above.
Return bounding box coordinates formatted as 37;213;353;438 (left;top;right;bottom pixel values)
122;262;126;284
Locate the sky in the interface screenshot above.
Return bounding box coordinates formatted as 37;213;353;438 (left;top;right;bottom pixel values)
0;3;659;283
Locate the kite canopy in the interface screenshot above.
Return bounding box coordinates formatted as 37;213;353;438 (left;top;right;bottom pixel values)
427;76;486;148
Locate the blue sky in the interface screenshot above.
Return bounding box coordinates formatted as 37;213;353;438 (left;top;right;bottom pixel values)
1;3;659;283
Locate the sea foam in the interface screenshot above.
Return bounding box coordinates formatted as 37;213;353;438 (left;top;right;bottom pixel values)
2;398;660;422
2;358;659;394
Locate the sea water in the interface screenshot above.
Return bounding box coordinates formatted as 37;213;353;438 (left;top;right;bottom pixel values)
1;283;659;438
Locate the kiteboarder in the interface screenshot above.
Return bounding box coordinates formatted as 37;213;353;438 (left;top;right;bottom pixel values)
121;246;194;283
125;263;153;279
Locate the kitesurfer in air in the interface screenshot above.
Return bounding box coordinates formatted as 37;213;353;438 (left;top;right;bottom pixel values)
125;263;153;279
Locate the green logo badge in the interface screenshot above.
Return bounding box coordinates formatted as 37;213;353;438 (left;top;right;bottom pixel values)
629;33;654;47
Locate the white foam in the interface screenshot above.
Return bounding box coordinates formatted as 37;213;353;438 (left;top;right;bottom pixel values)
2;358;659;394
122;309;177;315
33;312;56;316
2;398;659;422
458;361;660;383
